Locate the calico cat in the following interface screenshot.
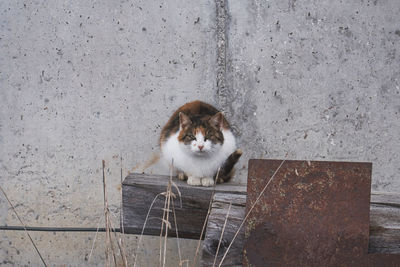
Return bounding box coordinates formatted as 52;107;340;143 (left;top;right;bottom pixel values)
160;100;242;186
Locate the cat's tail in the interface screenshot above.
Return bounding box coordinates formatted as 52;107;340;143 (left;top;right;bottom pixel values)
215;149;242;183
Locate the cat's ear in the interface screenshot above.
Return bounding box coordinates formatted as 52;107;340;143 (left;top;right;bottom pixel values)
210;112;225;129
179;112;191;129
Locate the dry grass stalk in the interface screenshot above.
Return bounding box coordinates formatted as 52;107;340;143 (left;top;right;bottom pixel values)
133;192;164;267
119;156;128;266
213;202;232;267
159;159;177;267
0;185;48;267
90;158;127;266
102;160;111;266
217;159;286;267
162;172;173;267
117;231;128;265
108;216;127;266
172;199;183;265
180;259;190;267
159;186;168;267
102;160;117;266
170;180;185;266
88;215;104;262
171;180;182;208
192;167;220;267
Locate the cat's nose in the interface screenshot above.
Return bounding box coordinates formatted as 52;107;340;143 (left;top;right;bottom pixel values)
198;145;204;151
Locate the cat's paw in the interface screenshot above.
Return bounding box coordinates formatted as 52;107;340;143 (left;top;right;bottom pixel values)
187;176;202;186
178;172;187;181
201;177;215;187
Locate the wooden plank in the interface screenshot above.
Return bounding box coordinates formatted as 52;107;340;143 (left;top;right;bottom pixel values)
122;173;247;193
200;193;246;267
198;194;400;266
369;193;400;254
121;173;246;239
121;174;400;259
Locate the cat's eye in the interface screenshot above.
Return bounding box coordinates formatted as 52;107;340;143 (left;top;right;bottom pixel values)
186;135;196;141
205;132;212;141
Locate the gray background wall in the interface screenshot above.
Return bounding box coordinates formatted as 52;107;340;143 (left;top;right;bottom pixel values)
1;0;399;266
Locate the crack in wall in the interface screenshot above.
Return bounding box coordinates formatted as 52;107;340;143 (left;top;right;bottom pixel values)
215;0;229;114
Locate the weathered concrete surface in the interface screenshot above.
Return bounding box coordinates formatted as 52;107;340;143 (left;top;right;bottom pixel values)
225;0;400;192
0;0;215;265
0;230;197;266
1;0;400;265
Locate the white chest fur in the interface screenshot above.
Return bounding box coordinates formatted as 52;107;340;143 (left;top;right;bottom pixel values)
161;130;236;178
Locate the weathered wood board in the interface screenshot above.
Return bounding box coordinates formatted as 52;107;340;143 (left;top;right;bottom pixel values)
369;193;400;254
200;193;246;267
122;173;400;265
122;173;246;239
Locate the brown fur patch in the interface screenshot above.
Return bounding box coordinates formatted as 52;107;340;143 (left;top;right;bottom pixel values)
214;149;242;183
176;119;224;145
160;100;230;146
196;127;206;136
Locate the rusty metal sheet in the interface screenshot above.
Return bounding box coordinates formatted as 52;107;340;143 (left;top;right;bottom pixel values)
244;159;400;267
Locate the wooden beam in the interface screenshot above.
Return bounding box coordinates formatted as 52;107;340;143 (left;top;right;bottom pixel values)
121;173;400;260
200;193;246;267
369;192;400;254
122;173;246;239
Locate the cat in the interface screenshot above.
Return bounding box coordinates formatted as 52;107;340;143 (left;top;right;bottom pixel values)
160;100;242;186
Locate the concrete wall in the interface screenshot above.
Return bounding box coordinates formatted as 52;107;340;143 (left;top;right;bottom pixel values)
0;0;215;265
0;0;399;265
225;0;400;192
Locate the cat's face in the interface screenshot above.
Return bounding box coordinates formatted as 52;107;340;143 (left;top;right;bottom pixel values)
177;112;225;156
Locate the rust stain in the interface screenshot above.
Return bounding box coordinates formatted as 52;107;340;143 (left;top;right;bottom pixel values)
140;153;160;173
244;159;400;267
129;163;140;174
